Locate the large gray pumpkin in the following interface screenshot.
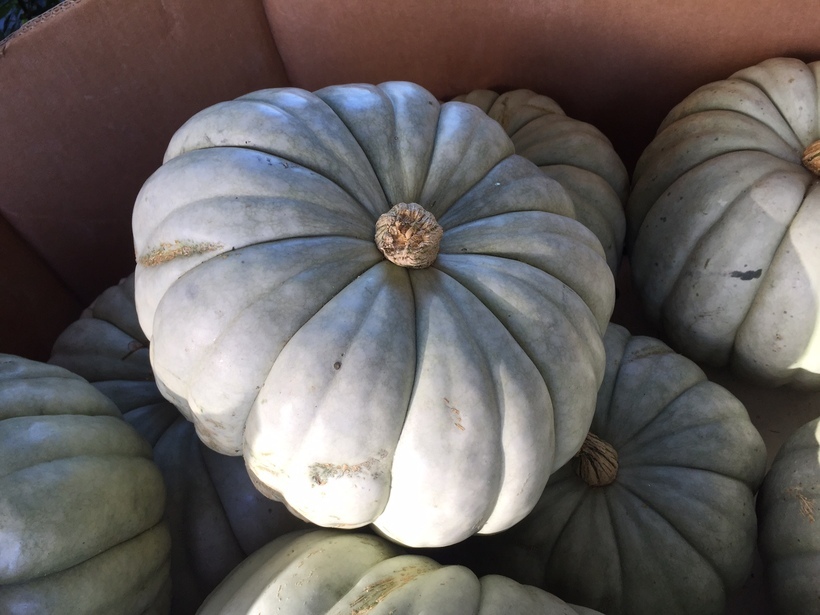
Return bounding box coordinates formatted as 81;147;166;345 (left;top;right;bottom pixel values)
197;528;604;615
472;323;767;615
131;81;616;547
627;57;820;388
49;274;310;614
453;88;628;275
0;354;170;615
757;415;820;614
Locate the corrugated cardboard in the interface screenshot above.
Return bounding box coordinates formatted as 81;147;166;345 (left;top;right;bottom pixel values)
1;1;819;612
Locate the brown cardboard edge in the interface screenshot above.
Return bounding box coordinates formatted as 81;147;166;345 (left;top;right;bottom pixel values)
0;213;81;361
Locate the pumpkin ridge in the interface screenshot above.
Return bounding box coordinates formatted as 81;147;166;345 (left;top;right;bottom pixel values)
421;108;515;221
432;255;579;399
595;339;704;448
723;174;815;369
601;486;626;614
183;238;383;426
202;97;389;220
308;93;395;211
612;474;734;597
659;163;802;355
730;74;812;149
404;268;507;524
289;274;410;490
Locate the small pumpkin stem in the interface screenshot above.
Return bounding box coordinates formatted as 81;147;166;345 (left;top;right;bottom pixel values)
576;432;618;487
802;140;820;176
375;203;443;269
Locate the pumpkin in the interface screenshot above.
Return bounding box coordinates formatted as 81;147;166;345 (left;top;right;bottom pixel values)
131;81;616;547
197;528;604;615
757;415;820;614
469;323;767;615
626;57;820;388
0;354;170;614
49;274;310;614
453;88;629;275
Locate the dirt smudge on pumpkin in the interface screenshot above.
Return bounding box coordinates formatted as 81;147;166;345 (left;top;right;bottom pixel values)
729;269;763;281
309;449;389;486
138;239;223;266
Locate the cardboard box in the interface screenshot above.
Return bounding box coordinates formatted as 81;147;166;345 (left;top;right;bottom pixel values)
1;1;818;612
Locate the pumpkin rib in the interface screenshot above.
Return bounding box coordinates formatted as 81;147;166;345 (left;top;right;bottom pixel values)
314;85;440;210
657;164;801;357
179;96;389;220
430;253;600;464
596;369;704;452
729;178;820;380
601;487;627;615
631;152;805;322
730;63;819;147
608;477;730;602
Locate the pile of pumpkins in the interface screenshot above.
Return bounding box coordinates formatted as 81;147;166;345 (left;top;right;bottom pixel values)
2;56;818;615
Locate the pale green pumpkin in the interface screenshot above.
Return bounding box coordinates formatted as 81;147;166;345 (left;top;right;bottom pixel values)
757;416;820;614
49;274;310;615
472;324;767;615
0;354;170;615
132;81;615;547
627;57;820;388
197;529;604;615
453;88;628;275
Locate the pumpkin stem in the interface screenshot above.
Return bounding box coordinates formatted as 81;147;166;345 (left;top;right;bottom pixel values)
802;140;820;176
576;432;618;487
375;203;444;268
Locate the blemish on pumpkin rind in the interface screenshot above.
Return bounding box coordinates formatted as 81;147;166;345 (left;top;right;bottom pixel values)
786;487;816;523
138;239;223;266
309;450;389;486
347;564;432;614
730;269;762;281
443;397;466;431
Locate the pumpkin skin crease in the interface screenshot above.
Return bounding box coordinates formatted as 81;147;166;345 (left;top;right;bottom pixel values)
197;529;605;615
627;57;820;387
132;81;615;547
479;324;768;615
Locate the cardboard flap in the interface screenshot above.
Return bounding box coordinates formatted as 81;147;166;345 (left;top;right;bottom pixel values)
0;0;289;309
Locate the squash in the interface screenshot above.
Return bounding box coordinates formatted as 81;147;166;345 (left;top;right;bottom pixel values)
131;81;616;547
471;324;767;615
197;528;604;615
757;416;820;614
626;57;820;388
453;88;629;275
0;354;170;615
49;274;310;614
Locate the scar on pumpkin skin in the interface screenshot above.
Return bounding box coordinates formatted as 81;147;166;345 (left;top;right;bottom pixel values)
443;397;465;431
138;240;223;266
347;564;434;614
309;450;389;486
786;487;816;523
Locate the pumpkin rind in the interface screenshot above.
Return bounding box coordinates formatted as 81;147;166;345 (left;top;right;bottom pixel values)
627;57;820;388
49;274;310;614
132;81;615;547
197;529;604;615
757;416;820;614
0;354;171;615
475;324;767;615
453;88;629;275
